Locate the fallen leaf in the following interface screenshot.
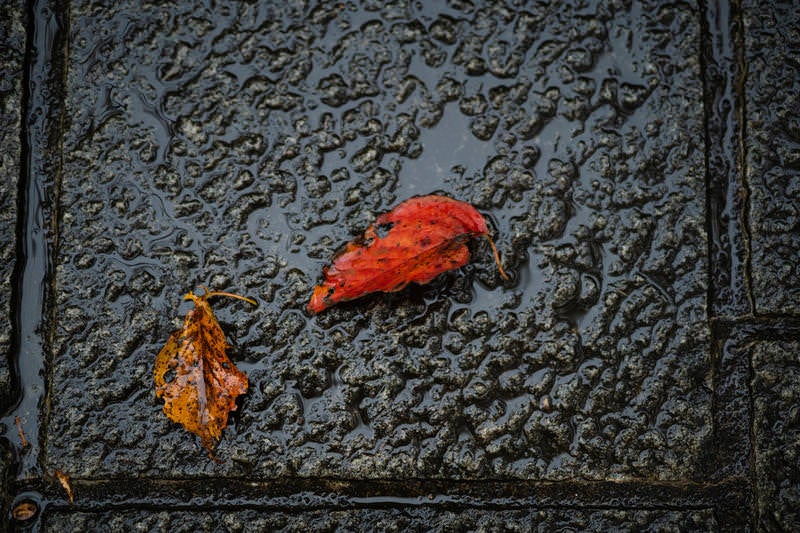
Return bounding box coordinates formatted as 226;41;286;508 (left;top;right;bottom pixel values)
308;194;508;314
11;501;38;522
15;415;28;448
55;469;74;504
154;287;256;457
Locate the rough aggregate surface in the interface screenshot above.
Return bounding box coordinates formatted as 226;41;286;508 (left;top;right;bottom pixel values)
46;0;711;482
43;507;717;532
744;1;800;315
0;0;25;411
753;341;800;530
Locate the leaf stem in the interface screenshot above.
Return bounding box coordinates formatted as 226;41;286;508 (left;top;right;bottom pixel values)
483;234;510;281
190;286;258;306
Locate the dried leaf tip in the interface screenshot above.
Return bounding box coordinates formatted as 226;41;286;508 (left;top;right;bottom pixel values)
55;470;74;504
15;415;28;448
483;234;510;281
184;286;257;306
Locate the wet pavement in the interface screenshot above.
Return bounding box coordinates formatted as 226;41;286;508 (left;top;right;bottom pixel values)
1;1;798;531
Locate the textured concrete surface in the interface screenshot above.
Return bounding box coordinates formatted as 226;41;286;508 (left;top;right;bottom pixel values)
744;1;800;315
0;0;25;413
44;507;717;532
47;0;710;481
1;0;798;531
753;341;800;530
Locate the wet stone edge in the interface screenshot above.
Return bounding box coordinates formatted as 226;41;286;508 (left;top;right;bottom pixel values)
0;0;29;529
3;0;71;529
700;0;751;318
35;477;739;523
0;0;26;417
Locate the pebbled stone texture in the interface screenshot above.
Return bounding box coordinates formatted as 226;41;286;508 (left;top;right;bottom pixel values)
744;2;800;315
752;341;800;530
43;507;716;532
0;0;26;411
47;1;710;481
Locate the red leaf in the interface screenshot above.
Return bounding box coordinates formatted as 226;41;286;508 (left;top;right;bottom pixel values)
308;195;508;314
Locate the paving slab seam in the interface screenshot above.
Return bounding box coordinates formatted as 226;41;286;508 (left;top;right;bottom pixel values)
696;4;757;517
0;21;27;527
699;0;721;317
36;0;70;487
706;321;800;530
33;500;726;516
23;477;748;511
1;1;70;495
730;0;755;316
701;0;750;318
3;3;53;479
4;1;30;417
711;316;800;335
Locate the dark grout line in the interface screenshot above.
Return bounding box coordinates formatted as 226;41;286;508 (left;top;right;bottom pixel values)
710;315;800;338
700;0;726;487
6;0;35;416
31;476;748;515
700;0;752;320
731;0;754;317
39;0;71;497
3;0;41;474
699;0;715;325
1;2;36;528
1;0;70;489
0;2;43;527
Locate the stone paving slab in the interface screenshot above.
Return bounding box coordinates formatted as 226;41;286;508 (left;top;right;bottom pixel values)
0;0;25;412
753;340;800;530
45;0;711;482
5;1;800;532
43;507;717;532
744;1;800;315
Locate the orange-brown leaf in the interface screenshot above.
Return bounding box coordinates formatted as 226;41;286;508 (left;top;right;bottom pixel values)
308;195;507;314
154;288;254;456
55;469;74;504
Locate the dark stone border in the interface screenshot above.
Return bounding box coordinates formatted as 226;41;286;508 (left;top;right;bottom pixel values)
0;0;29;528
702;0;750;318
0;0;26;417
2;0;69;529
